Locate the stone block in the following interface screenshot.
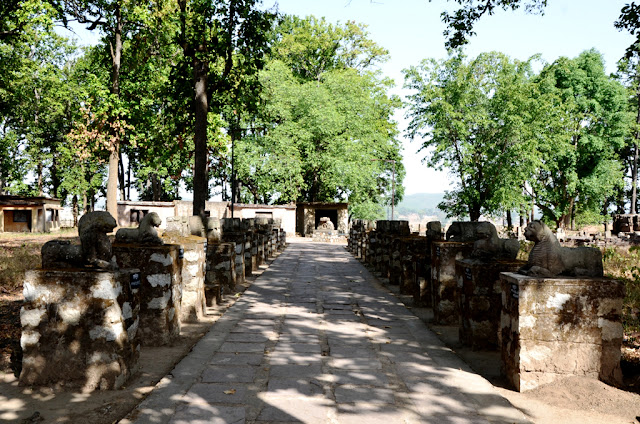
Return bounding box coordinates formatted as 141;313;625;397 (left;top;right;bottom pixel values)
499;272;624;392
431;241;473;324
456;258;525;350
20;269;140;390
206;242;236;299
112;244;182;346
162;235;206;322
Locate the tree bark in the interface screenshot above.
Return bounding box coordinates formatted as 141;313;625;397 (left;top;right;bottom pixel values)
106;3;122;219
506;210;512;229
118;150;126;201
192;57;209;217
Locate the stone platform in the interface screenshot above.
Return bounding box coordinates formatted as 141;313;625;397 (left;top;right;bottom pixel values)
431;241;473;324
113;243;182;346
20;268;140;390
499;272;624;392
456;258;525;350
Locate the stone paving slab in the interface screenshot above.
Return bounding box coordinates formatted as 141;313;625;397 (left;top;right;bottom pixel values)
126;239;530;424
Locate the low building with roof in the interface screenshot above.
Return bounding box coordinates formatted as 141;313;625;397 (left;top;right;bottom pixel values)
0;195;62;233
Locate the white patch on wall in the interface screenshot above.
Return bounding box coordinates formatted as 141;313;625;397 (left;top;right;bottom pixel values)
545;293;571;311
20;307;46;327
148;273;171;287
150;253;173;266
91;279;122;300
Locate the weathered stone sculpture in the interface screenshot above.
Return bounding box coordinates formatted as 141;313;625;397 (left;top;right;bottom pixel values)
518;220;603;277
317;217;335;230
471;221;519;260
426;221;442;239
42;211;116;269
115;212;163;245
445;221;486;242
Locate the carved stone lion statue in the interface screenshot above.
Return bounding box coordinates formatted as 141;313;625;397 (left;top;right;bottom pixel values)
115;212;163;245
42;211;117;269
518;220;603;277
471;221;519;261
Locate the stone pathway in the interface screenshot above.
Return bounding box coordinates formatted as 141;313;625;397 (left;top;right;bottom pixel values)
125;239;529;424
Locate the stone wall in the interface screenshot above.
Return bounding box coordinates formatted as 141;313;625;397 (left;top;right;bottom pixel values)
112;244;182;346
499;272;624;391
20;269;140;390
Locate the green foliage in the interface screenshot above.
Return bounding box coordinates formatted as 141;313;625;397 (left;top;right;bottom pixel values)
532;50;631;227
233;16;403;217
433;0;547;49
404;51;538;220
603;246;640;334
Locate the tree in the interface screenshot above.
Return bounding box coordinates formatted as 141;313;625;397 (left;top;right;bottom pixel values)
63;0;156;216
233;16;403;218
532;50;631;227
431;0;547;49
175;0;274;218
404;51;538;220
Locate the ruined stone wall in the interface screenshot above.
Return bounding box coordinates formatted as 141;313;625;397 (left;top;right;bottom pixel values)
499;272;624;391
20;269;140;390
112;244;182;346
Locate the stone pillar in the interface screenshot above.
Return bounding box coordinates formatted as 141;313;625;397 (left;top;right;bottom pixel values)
112;244;182;346
205;242;236;303
221;218;246;286
431;241;473;324
20;269;140;390
163;235;206;323
455;258;525;350
499;272;624;392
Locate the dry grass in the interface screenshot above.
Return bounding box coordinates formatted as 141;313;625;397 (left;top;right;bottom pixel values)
603;246;640;337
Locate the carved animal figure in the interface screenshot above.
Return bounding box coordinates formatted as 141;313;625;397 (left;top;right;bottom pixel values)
41;211;117;269
471;221;519;261
446;221;486;242
115;212;163;244
426;221;442;240
518;220;603;277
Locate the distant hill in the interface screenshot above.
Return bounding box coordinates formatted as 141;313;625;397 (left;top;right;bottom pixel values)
396;193;447;222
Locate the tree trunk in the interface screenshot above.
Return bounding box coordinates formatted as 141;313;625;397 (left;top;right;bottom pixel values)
106;3;123;219
632;140;639;214
72;195;78;226
118;150;126;201
506;210;512;229
468;204;481;221
192;57;209;218
632;83;640;214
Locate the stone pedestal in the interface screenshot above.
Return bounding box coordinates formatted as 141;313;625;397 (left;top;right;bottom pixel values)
279;229;286;250
20;269;140;390
456;259;525;350
162;235;206;322
431;241;473;324
113;244;182;346
222;233;245;285
499;272;624;392
206;242;237;302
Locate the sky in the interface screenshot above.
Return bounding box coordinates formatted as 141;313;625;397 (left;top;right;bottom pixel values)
261;0;635;195
61;0;636;198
